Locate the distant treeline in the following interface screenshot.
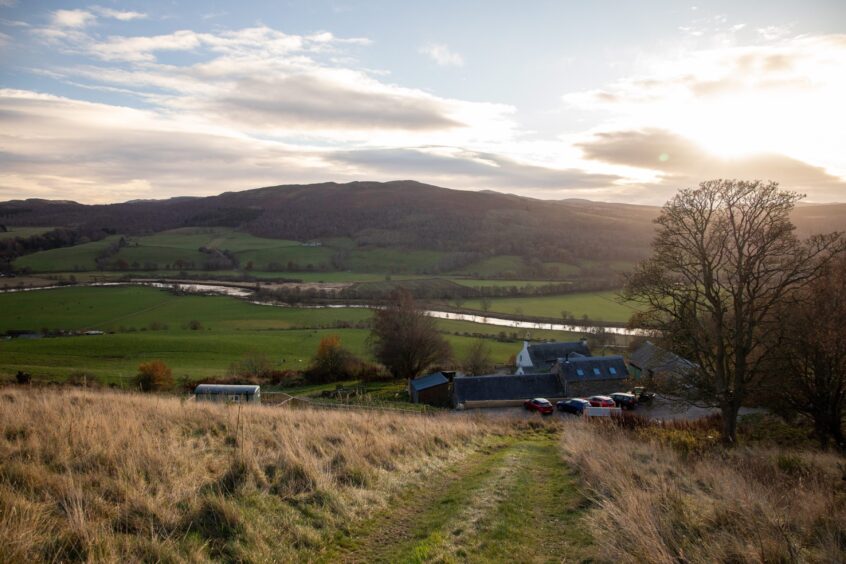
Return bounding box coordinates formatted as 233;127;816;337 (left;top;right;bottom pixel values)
0;227;113;271
254;276;620;304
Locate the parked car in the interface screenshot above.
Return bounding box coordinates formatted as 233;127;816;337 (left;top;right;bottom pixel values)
588;395;616;408
610;392;638;410
630;386;656;403
524;397;554;415
556;398;591;415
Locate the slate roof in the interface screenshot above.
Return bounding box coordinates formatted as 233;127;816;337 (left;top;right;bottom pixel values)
628;341;696;376
194;384;260;395
527;341;591;369
410;372;449;392
556;355;629;381
453;373;564;403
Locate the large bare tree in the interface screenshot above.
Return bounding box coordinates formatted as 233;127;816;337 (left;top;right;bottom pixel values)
370;289;452;380
769;255;846;449
625;179;842;444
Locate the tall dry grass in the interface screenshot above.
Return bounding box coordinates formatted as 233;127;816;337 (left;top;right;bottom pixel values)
560;419;846;563
0;388;493;562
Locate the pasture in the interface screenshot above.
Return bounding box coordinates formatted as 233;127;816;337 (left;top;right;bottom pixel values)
461;291;641;323
0;226;56;240
0;286;562;382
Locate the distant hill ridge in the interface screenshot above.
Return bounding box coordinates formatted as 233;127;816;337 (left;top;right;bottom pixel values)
1;181;843;263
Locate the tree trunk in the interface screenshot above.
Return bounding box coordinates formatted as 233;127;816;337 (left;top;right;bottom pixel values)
720;402;740;445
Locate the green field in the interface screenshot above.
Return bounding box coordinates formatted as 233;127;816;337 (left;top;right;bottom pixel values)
462;291;641;323
0;226;56;240
14;235;123;272
0;286;560;382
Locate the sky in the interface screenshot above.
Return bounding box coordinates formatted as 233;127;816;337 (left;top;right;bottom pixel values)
1;0;845;204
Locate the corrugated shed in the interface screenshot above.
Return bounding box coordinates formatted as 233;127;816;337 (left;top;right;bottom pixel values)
410;372;449;392
629;341;696;376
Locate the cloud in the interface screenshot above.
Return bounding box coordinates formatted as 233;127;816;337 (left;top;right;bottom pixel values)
419;43;464;67
36;25;513;140
90;6;147;22
328;147;620;191
577;128;846;201
50;9;95;28
561;34;846;187
0;89;619;203
199;75;462;131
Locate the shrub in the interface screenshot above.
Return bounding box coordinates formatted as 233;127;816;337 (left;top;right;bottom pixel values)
135;360;174;392
15;371;31;385
187;320;202;331
306;335;356;384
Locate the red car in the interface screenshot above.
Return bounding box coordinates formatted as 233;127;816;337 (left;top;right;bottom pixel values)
588;395;616;408
524;397;554;415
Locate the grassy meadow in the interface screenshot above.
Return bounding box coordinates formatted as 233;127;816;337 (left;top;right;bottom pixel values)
560;417;846;563
0;388;501;562
1;389;841;563
0;226;56;240
461;291;641;323
0;286;566;382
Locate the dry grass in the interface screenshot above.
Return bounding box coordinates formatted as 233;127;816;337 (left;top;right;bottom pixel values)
560;419;846;563
0;388;495;562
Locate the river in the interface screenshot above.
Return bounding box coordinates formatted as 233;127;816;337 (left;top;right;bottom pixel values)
1;280;645;336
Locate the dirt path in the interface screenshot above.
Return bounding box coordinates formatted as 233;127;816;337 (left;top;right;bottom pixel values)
325;433;593;563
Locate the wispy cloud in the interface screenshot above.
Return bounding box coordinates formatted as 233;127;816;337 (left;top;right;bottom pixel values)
419;43;464;67
90;6;147;22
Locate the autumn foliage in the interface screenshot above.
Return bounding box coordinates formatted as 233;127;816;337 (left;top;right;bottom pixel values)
135;360;174;392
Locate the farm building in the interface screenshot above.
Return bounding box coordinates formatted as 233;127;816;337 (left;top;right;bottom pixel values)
628;341;696;383
551;355;630;397
409;371;453;406
453;373;564;408
515;339;591;374
194;384;261;404
454;355;630;408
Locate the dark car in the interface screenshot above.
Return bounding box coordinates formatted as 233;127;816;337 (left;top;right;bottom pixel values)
523;397;554;415
556;398;591;415
610;392;638;409
588;395;616;408
631;386;656;403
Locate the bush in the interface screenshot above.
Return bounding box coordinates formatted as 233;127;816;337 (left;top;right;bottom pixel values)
306;335;356;384
15;371;31;385
135;360;174;392
188;320;202;331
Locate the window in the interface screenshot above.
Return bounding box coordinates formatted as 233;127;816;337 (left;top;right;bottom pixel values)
593;367;601;376
609;367;617;375
576;368;585;377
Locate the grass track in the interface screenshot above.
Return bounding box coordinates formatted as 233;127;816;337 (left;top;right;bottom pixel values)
329;432;593;563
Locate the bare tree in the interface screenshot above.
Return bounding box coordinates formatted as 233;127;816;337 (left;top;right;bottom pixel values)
463;339;493;375
770;255;846;449
624;180;842;444
370;289;452;380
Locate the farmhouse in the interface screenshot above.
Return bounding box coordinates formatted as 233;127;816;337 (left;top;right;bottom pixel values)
628;341;696;382
514;339;591;374
551;355;630;397
194;384;261;404
409;371;453;406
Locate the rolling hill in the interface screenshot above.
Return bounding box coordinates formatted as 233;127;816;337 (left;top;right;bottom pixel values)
1;181;843;275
